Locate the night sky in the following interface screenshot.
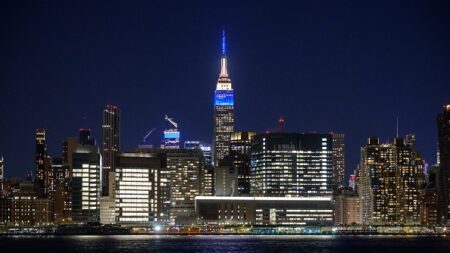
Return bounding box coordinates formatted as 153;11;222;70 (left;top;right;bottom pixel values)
1;1;450;181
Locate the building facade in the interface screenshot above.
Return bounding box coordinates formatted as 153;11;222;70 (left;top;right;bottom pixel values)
437;104;450;225
102;105;120;196
35;128;51;196
331;133;345;190
196;196;333;226
213;31;234;166
71;141;102;224
334;189;360;225
230;131;255;195
114;153;162;226
358;137;423;225
250;133;333;197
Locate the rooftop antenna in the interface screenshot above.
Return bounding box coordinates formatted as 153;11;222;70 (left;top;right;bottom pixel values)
396;116;399;138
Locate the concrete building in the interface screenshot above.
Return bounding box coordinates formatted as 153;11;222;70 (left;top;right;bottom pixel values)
334;189;360;225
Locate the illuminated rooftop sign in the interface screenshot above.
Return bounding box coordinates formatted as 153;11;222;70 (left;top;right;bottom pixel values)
164;131;180;139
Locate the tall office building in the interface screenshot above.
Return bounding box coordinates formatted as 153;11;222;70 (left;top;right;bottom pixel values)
161;115;180;149
35;128;51;196
72;134;102;224
250;133;333;197
437;104;450;225
213;30;234;166
230;131;256;195
102;105;120;196
114;153;162;226
358;136;423;225
331;133;345;190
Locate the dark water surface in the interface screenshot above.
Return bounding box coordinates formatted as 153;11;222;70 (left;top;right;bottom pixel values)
1;235;449;253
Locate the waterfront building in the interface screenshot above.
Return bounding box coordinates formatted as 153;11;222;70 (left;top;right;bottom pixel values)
0;197;11;225
358;136;423;225
11;180;53;225
421;165;439;225
51;158;71;223
136;148;204;225
331;133;345;190
114;153;162;226
71;136;102;224
230;131;255;195
213;30;234;166
334;189;360;225
437;104;450;225
195;196;333;226
102;104;120;196
250;133;333;197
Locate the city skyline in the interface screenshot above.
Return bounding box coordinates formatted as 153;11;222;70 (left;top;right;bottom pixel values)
1;1;450;180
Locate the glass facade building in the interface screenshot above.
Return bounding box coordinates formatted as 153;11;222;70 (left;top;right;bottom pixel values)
250;133;333;197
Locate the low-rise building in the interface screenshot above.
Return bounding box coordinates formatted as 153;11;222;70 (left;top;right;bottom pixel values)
195;196;333;226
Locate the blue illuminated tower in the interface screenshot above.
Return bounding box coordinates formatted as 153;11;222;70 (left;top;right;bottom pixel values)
213;30;234;166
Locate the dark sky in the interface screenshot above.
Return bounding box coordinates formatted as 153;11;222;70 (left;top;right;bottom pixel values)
1;1;450;181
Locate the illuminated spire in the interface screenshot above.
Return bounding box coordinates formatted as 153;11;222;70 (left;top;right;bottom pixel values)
219;29;228;78
222;29;226;55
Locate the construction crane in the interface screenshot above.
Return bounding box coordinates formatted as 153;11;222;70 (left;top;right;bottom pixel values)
141;128;156;145
165;114;178;129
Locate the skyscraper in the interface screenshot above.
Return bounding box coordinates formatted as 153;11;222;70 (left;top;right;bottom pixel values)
102;105;120;196
72;133;102;223
230;131;255;195
35;128;51;196
358;136;423;225
250;133;333;197
213;30;234;166
437;104;450;225
331;133;345;190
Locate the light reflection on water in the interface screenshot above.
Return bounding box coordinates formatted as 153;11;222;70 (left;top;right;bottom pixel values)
1;235;449;253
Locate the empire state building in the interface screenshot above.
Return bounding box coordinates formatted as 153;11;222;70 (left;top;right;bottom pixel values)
213;30;234;166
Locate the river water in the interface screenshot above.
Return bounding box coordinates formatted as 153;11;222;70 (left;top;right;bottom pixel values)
1;235;449;252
